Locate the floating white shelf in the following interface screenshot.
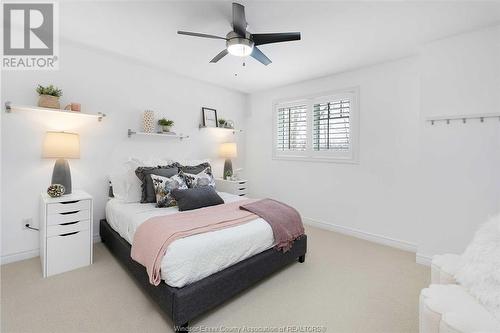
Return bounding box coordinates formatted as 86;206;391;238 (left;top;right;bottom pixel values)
127;129;189;140
198;124;243;134
4;102;106;121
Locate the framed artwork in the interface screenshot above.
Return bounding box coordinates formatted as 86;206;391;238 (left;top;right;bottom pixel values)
202;107;218;128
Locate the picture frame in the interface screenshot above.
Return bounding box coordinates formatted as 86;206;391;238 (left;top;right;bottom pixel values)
202;107;218;128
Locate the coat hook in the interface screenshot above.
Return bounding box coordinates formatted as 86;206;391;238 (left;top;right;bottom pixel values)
480;117;484;123
446;119;450;125
462;118;466;124
431;120;435;125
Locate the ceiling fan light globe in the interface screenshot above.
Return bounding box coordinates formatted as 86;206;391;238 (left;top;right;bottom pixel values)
227;43;253;57
226;37;254;57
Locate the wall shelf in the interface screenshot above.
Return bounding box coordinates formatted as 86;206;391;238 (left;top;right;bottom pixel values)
127;129;189;140
198;124;243;134
426;113;500;125
4;102;106;121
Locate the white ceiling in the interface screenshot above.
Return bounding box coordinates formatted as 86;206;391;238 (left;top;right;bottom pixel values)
60;1;500;93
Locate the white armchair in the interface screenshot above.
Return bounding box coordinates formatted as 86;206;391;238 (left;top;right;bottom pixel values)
419;254;500;333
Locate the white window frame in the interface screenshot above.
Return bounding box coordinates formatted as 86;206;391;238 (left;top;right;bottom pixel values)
272;87;359;164
272;99;310;159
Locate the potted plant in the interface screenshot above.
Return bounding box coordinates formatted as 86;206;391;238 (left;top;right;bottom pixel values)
36;84;63;109
158;118;174;133
218;118;227;128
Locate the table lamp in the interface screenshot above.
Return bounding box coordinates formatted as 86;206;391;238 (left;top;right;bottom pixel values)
42;131;80;194
219;142;237;180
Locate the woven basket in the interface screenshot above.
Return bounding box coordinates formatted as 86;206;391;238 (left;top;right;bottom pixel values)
38;95;60;109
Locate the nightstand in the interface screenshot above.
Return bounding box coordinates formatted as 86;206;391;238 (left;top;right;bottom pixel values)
215;178;248;196
40;190;93;277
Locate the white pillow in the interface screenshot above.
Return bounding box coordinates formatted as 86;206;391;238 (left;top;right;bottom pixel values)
455;213;500;320
109;158;143;203
141;157;174;167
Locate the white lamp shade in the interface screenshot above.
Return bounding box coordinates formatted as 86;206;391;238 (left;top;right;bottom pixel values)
219;142;237;158
42;131;80;159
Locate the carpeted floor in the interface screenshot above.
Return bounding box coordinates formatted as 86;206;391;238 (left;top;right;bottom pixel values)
1;226;429;333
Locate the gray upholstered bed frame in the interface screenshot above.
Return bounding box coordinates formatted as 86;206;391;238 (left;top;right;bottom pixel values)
99;219;307;330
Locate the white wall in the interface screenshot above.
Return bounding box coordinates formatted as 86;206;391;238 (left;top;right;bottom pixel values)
245;57;422;249
417;25;500;259
0;41;247;263
245;25;500;261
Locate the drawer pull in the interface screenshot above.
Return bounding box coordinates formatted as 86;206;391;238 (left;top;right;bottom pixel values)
239;188;246;191
61;200;80;204
60;210;80;215
59;231;79;237
60;221;79;226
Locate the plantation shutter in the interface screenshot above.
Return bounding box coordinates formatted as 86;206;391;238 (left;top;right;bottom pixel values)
276;104;308;151
313;98;350;151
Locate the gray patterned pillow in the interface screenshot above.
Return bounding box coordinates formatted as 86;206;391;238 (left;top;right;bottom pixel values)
179;167;215;189
150;174;188;208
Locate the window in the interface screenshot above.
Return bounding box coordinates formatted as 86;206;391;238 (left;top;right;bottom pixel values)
273;88;358;163
275;104;307;152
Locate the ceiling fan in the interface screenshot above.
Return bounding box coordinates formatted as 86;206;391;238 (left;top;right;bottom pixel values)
177;2;301;66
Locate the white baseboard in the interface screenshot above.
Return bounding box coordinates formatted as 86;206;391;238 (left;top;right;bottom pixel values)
1;233;102;265
303;217;418;253
416;253;432;266
0;248;39;265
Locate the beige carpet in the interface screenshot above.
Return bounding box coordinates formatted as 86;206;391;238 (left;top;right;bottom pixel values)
1;226;429;333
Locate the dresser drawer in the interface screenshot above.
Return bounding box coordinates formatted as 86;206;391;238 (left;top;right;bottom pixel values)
46;229;91;276
47;210;90;226
47;220;90;237
47;199;90;215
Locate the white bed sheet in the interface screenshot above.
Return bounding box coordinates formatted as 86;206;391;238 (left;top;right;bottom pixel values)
105;192;274;288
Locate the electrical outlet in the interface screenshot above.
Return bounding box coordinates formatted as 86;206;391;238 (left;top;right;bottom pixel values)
22;217;33;229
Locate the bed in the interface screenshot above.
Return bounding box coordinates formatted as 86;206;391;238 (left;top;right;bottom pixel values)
100;191;307;330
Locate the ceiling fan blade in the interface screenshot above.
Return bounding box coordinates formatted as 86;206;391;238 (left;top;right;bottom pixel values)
252;32;301;46
251;46;272;66
177;31;227;40
210;49;229;63
232;2;247;36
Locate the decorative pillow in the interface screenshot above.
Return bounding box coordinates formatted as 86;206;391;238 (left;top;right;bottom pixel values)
178;162;211;175
455;213;500;320
180;167;215;188
171;187;224;211
109;158;143;203
135;164;180;203
150;174;188;208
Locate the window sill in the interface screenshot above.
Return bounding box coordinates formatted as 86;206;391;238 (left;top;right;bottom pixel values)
272;155;359;165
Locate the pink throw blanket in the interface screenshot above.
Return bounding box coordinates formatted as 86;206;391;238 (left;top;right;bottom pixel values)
240;198;304;252
131;199;258;286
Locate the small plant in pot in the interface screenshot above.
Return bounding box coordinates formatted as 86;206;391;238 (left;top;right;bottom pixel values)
36;84;63;109
218;118;227;128
158;118;174;133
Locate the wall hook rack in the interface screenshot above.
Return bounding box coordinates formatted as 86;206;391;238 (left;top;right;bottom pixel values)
427;113;500;125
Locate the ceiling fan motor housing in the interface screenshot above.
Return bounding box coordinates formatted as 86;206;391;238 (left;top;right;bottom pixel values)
226;31;254;57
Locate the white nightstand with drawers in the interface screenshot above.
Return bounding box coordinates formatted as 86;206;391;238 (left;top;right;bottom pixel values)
215;178;248;196
40;190;93;277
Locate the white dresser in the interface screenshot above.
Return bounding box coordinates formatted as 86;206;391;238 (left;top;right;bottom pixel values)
215;178;248;196
40;190;93;277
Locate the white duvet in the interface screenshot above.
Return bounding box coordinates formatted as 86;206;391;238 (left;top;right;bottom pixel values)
105;192;274;288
